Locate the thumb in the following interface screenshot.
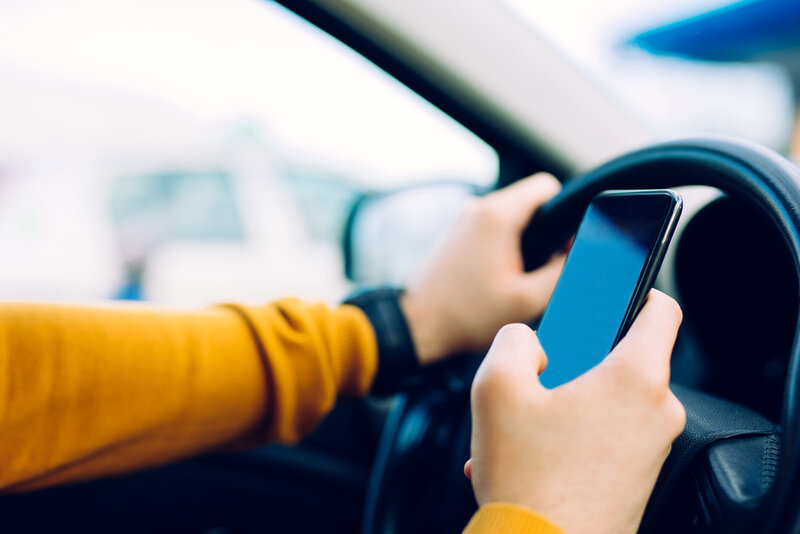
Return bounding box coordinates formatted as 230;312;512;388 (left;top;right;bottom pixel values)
606;289;682;383
485;173;561;231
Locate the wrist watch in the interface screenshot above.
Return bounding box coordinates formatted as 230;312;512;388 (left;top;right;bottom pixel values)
344;287;422;395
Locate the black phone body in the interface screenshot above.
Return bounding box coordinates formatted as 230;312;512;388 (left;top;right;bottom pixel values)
537;189;683;388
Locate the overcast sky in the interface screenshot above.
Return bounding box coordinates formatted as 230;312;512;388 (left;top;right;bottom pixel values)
0;0;794;179
0;0;498;185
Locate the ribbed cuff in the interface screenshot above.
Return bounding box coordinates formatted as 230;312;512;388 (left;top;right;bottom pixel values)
463;503;566;534
336;303;379;396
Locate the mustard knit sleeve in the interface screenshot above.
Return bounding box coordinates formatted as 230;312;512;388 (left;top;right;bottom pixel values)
464;504;566;534
0;298;377;492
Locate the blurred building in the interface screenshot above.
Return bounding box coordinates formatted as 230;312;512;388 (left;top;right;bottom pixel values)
630;0;800;160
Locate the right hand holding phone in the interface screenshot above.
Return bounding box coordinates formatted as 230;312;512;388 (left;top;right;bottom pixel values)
466;290;686;534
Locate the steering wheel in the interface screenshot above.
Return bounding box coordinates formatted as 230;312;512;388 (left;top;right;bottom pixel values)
361;137;800;534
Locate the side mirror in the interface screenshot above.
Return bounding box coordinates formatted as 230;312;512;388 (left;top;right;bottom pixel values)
343;181;481;285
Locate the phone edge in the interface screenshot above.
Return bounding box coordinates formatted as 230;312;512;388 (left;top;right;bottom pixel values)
613;190;684;345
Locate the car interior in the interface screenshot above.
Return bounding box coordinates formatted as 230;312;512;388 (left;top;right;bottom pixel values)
1;0;800;533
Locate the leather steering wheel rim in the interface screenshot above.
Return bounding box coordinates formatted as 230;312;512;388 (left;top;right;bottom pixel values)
363;136;800;533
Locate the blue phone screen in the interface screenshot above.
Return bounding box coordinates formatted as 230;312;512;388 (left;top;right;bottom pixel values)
537;192;676;388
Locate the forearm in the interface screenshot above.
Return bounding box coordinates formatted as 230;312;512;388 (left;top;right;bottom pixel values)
0;299;376;492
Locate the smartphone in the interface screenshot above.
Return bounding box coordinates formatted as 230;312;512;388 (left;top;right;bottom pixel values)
537;189;682;388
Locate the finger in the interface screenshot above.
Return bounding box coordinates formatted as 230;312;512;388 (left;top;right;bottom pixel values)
516;252;566;318
486;173;561;231
622;290;682;351
464;458;472;480
608;289;682;377
479;323;549;386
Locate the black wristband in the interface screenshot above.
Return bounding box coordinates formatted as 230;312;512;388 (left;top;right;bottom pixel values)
344;287;422;395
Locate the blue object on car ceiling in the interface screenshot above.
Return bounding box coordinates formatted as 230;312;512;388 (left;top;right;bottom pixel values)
629;0;800;63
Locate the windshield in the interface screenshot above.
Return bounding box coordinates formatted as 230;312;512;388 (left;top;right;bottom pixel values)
504;0;799;160
0;0;497;303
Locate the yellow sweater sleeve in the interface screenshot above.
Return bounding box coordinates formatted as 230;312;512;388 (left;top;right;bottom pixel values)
0;298;568;534
0;298;376;492
464;504;566;534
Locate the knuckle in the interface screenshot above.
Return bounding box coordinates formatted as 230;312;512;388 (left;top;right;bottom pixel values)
508;286;538;312
470;374;490;407
611;357;670;402
472;363;514;403
479;355;532;390
639;374;671;405
469;198;505;229
665;393;687;435
603;358;643;397
645;361;672;393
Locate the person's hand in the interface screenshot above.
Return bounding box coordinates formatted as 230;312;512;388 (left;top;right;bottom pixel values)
466;290;686;534
401;173;566;366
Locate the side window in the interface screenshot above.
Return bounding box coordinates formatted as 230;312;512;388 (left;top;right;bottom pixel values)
0;0;498;304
